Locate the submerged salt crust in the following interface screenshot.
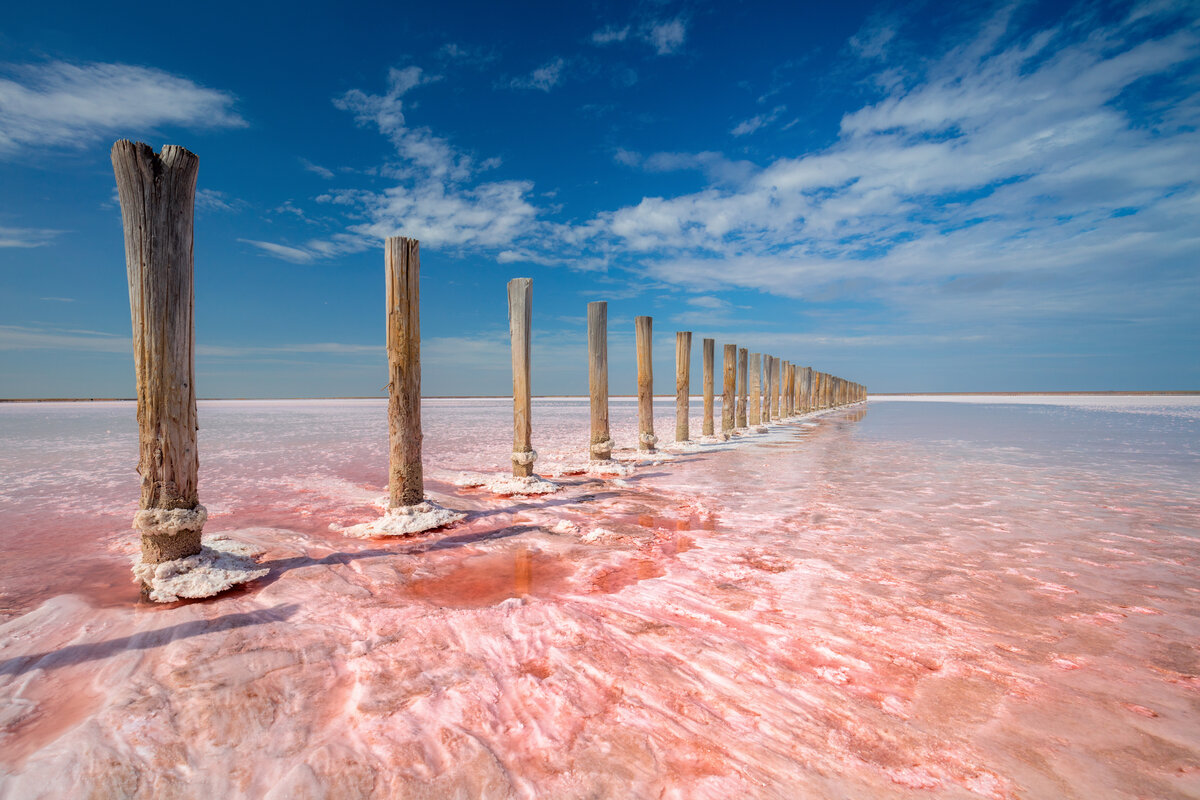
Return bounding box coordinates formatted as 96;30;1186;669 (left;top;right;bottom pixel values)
1;396;1198;798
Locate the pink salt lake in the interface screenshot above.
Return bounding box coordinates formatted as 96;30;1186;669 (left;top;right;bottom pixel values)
1;396;1198;798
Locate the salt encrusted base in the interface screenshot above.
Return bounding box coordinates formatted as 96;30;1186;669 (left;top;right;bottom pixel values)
753;426;770;433
585;459;636;477
454;472;560;496
697;434;730;444
339;501;466;539
132;536;268;604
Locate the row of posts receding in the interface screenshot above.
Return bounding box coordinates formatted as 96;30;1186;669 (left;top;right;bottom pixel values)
113;141;865;594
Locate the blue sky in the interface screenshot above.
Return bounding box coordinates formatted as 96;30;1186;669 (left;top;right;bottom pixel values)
1;0;1197;397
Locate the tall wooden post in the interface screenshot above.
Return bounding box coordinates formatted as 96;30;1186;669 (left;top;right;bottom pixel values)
675;331;691;442
748;352;761;426
113;141;204;570
771;356;782;419
383;237;425;508
762;356;773;422
702;338;715;436
636;316;656;452
736;347;748;429
588;301;612;461
782;360;791;417
508;278;534;477
802;367;813;413
722;344;736;435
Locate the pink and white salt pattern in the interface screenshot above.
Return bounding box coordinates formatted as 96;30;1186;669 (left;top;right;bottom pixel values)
1;396;1198;798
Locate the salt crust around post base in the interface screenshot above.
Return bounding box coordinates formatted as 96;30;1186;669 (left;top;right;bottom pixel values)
338;501;466;539
132;536;268;604
453;472;559;496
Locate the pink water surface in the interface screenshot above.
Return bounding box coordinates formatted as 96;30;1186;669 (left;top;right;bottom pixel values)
1;396;1198;798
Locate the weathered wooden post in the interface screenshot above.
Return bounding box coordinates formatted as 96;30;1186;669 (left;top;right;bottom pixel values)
508;278;534;477
762;355;772;422
771;356;782;419
588;301;612;461
675;331;691;442
801;366;813;413
736;347;748;429
749;352;762;426
782;360;791;417
636;316;656;452
113;141;204;573
386;237;425;507
702;338;715;436
722;344;736;435
114;140;268;600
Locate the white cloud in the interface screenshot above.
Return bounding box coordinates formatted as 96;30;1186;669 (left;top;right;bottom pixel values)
318;67;545;252
731;105;786;137
0;324;128;352
239;239;315;264
300;158;334;179
0;225;63;248
0;61;245;157
588;3;1200;323
195;189;245;213
592;25;630;45
643;18;687;55
510;58;566;92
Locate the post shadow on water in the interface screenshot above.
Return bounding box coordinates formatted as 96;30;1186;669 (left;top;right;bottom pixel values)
0;603;301;678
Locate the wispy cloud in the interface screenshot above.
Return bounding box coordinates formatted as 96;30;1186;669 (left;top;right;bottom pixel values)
239;239;315;263
195;189;246;213
731;105;786;137
590;16;688;55
0;61;245;157
300;157;334;179
0;225;63;248
510;58;566;92
314;66;542;252
0;324;128;353
590;2;1200;326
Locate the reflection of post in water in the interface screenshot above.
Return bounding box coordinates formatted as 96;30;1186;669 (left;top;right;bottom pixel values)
845;406;868;423
514;547;533;596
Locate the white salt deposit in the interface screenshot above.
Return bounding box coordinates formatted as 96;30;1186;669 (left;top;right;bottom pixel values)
131;535;268;603
132;505;207;535
337;500;466;538
452;472;559;496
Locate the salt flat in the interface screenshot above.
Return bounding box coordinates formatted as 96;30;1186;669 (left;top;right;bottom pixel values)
1;397;1197;798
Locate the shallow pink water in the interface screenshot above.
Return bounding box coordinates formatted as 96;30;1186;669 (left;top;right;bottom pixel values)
1;397;1198;798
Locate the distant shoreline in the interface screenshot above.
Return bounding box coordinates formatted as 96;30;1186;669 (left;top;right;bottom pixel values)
2;390;1198;403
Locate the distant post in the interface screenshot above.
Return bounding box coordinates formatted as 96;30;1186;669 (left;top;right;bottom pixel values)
588;301;612;461
508;278;534;478
636;316;656;452
772;356;782;419
113;141;205;572
675;331;691;442
762;356;773;422
749;352;761;426
722;343;736;435
736;347;748;429
781;360;791;417
702;338;715;436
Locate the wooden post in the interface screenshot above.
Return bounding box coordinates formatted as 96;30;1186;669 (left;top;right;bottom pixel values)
748;352;761;426
722;344;736;435
702;338;715;436
771;356;782;419
636;316;656;452
762;355;772;422
113;141;204;570
736;347;748;429
801;367;812;413
588;301;612;461
777;359;787;417
508;278;534;477
675;331;691;442
384;237;425;507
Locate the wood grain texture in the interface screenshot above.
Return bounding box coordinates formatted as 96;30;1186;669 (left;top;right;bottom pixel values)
112;140;202;565
675;331;691;442
385;236;424;508
588;302;611;461
509;278;533;477
636;316;655;452
722;344;736;434
736;347;748;429
748;352;761;426
781;361;791;417
772;356;782;419
702;338;715;436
